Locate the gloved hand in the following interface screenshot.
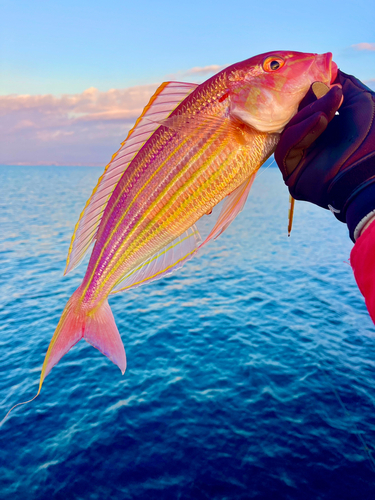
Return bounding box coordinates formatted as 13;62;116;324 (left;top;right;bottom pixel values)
275;70;375;241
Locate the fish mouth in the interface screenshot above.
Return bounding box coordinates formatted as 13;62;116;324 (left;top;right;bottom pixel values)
315;52;338;85
330;59;338;84
325;52;338;84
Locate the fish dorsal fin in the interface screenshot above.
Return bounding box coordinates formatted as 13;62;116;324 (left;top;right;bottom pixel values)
110;226;201;294
199;173;256;248
64;81;199;275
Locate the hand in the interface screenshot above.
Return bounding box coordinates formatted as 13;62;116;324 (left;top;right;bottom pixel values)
275;70;375;241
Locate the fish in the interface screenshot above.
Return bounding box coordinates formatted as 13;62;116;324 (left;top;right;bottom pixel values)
5;51;338;416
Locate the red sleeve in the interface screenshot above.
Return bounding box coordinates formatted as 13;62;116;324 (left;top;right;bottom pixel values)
350;220;375;323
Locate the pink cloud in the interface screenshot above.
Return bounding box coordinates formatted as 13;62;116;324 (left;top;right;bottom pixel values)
0;84;159;166
352;43;375;51
184;65;225;76
167;64;226;81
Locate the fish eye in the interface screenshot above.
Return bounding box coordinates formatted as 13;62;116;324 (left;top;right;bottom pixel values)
263;56;285;72
270;60;280;70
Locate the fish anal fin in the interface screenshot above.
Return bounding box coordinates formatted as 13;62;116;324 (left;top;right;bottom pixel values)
111;226;201;294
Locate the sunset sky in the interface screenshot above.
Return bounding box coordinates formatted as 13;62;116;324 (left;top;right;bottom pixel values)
1;0;374;166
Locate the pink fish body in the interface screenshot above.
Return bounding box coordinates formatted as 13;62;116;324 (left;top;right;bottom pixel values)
36;51;337;394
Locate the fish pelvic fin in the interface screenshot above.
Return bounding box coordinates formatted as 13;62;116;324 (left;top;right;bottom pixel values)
39;292;126;394
199;173;257;248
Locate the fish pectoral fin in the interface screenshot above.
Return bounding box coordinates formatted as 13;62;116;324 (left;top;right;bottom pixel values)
64;81;199;276
159;112;254;146
159;112;228;135
111;226;202;294
199;173;257;249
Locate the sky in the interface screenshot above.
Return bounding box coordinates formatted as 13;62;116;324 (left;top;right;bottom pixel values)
1;0;374;166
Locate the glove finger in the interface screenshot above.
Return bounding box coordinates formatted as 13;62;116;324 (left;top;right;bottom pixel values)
275;111;329;180
285;85;342;130
297;82;330;111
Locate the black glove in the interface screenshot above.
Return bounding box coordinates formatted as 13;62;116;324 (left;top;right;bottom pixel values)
275;70;375;241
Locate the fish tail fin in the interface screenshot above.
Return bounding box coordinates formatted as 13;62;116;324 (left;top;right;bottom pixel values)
2;292;126;424
83;299;127;375
39;291;126;393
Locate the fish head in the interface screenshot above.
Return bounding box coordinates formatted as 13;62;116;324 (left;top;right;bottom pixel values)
229;51;338;133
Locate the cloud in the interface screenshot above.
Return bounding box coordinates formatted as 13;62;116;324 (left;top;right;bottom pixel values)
1;66;227;166
352;43;375;52
167;64;226;81
184;65;225;76
0;84;159;166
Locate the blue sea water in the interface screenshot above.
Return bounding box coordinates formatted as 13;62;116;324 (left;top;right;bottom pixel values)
1;163;375;499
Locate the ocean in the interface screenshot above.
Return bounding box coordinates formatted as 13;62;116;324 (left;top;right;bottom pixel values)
1;163;375;499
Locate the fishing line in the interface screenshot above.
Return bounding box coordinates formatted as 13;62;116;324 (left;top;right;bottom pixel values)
255;157;276;178
260;153;374;470
0;393;39;427
317;355;375;474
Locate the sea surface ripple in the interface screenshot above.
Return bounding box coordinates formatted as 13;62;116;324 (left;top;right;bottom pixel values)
1;164;375;499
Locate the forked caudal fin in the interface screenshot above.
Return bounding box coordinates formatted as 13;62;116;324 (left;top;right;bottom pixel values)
40;291;126;389
2;292;126;424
